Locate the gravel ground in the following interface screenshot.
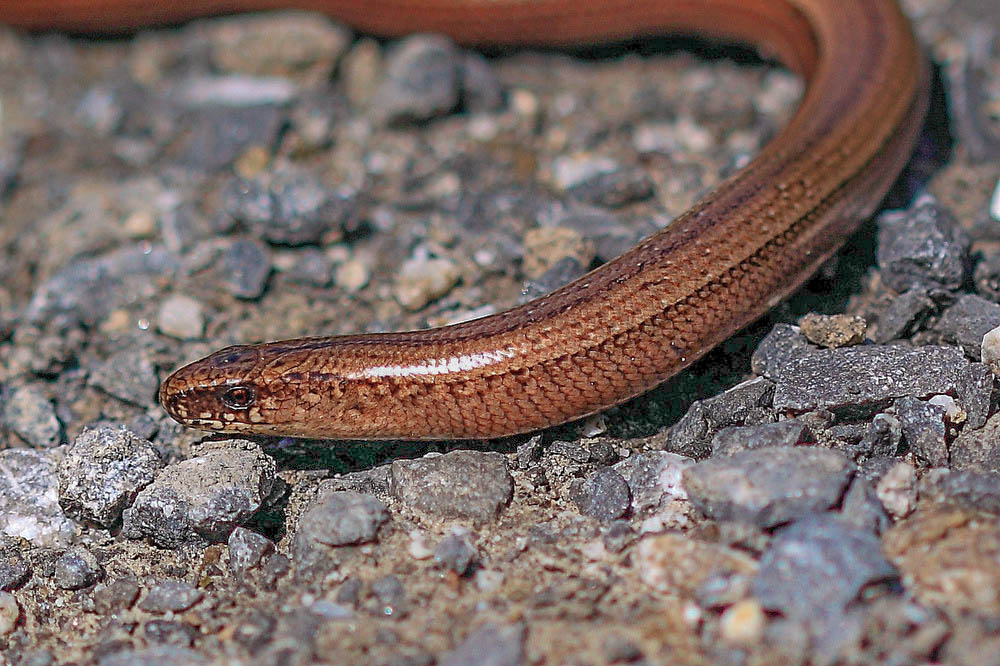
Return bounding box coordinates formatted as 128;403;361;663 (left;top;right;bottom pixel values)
2;1;1000;664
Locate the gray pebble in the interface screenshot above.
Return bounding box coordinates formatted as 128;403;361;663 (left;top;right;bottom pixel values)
0;542;31;591
894;397;948;467
371;574;406;617
919;468;1000;515
175;105;283;171
98;646;210;666
874;288;936;343
297;491;389;547
88;347;160;407
857;413;904;458
519;257;588;302
754;514;897;618
876;200;971;292
683;446;855;528
936;294;1000;359
434;531;478;575
667;377;776;457
570;467;631;521
53;547;101;590
390;451;513;525
223;170;356;246
516;435;544;469
218;239;271;300
974;248;1000;302
286;248;333;286
93;577;141;614
227;527;276;578
547;440;591;464
143;619;198;647
711;420;810;456
122;440;275;548
771;345;981;420
24;245;178;328
58;427;163;526
556;210;649;261
0;134;25;198
372;35;461;125
138;580;204;614
840;477;890;534
439;622;525;666
751;324;814;379
460;52;503;113
2;382;62;448
613;451;694;516
0;449;76;547
566;170;656;210
951;411;1000;473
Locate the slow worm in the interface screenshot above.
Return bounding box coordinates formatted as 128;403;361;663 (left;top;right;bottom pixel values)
2;0;929;440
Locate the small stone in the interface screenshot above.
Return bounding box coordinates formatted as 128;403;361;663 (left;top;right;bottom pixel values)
720;598;766;646
751;324;814;379
138;580;204;614
876;200;971;292
771;345;980;420
570;467;631;522
222;170;356;246
875;462;918;519
156;295;205;340
24;245;178;328
390;451;513;525
178;75;297;108
207;12;351;83
637;533;757;595
175;105;283;171
550;154;620;191
951;411;1000;473
2;382;62;448
937;294;1000;359
371;35;461;125
0;591;19;636
393;255;461;310
407;531;434;560
0;450;76;547
884;506;1000;614
556;211;647;263
667;377;776;458
519;257;587;302
753;516;897;642
460;52;503;113
857;413;903;458
566;169;655;209
919;469;1000;515
98;646;210;666
613;452;694;518
711;420;809;457
122;440;275;548
982;324;1000;377
0;543;30;591
89;347;160;407
874;288;936;343
798;313;867;348
334;257;370;293
297;491;389;547
522;226;595;280
341;38;383;107
93;577;141;614
285;249;332;287
53;547;102;590
228;527;276;578
58;427;163;526
218;239;271;300
434;530;478;575
974;247;1000;302
683;446;855;528
840;477;890;534
894;397;948;466
371;575;406;617
439;623;525;666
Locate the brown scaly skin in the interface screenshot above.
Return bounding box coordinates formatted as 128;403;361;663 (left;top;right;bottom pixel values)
0;0;929;440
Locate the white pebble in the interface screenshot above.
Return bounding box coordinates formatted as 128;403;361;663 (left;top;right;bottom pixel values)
990;178;1000;222
0;591;19;636
720;598;766;646
876;461;918;519
157;295;205;340
982;324;1000;377
393;256;460;310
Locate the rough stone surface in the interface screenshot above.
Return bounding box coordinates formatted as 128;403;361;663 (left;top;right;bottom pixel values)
138;580;204;614
894;398;949;467
2;382;62;448
58;427;163;526
439;623;525;666
0;450;76;547
876;200;971;292
122;440;275;547
798;313;867;348
53;547;102;590
936;294;1000;359
613;452;694;517
390;451;513;525
711;420;810;456
667;377;776;458
371;35;461;125
683;446;855;528
570;467;631;521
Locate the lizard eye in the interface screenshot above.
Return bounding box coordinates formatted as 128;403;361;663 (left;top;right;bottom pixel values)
220;385;256;410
